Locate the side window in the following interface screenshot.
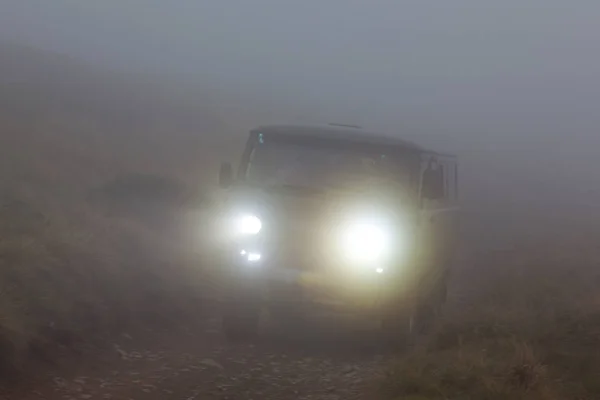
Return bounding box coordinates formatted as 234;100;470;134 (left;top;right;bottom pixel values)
239;134;258;179
420;156;446;204
244;146;256;178
420;156;458;206
443;160;458;203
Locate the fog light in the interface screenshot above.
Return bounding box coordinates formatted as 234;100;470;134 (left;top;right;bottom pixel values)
240;249;261;263
247;253;261;262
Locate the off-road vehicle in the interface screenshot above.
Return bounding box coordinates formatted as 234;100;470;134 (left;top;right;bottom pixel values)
217;124;459;341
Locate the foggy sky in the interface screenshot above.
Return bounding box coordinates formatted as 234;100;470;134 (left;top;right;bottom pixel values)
2;0;599;134
2;0;600;241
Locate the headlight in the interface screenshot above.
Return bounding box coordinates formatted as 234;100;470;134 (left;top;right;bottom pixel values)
340;219;393;264
235;214;262;235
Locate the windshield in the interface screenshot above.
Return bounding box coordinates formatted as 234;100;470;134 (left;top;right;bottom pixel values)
243;140;412;193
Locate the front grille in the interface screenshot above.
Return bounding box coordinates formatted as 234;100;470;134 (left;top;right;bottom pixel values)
255;195;342;271
265;218;329;271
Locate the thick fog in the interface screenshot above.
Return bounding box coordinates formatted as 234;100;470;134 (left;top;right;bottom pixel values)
2;0;600;244
2;1;599;123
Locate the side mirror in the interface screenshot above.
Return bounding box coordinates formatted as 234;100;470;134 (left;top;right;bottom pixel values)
422;168;444;200
219;162;234;188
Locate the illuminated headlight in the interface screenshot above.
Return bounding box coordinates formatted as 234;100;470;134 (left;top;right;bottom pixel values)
235;214;262;235
340;220;393;264
240;250;262;262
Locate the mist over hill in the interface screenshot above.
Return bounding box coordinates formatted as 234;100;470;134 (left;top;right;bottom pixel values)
2;41;599;249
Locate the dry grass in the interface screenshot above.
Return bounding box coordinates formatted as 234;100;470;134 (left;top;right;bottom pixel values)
0;192;209;375
0;42;249;379
0;89;229;378
382;241;600;399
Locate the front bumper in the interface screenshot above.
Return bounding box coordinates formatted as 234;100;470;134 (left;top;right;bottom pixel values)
227;248;410;312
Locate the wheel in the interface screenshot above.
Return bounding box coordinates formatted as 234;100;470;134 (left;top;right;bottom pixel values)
411;278;448;335
381;279;447;346
267;283;308;331
381;306;433;348
221;287;262;341
269;301;307;330
381;310;424;351
222;298;260;341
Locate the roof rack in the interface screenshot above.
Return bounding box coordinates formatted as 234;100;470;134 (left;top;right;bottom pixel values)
327;123;362;129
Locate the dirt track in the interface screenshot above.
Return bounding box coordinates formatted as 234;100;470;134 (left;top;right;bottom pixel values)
3;243;477;400
6;304;403;400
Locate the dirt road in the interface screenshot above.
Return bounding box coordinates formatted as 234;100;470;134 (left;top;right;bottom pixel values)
6;306;398;400
3;249;478;400
1;231;481;400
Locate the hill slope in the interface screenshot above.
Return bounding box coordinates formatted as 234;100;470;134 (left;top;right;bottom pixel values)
0;43;233;377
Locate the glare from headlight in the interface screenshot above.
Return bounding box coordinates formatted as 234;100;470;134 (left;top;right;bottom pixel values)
240;249;261;263
247;252;261;262
236;214;262;235
340;220;392;264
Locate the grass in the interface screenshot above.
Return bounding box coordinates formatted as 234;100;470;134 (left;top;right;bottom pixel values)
0;42;248;380
0;180;213;375
0;93;228;379
382;241;600;399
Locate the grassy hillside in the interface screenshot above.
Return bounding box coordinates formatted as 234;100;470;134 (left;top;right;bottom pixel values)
0;43;239;376
380;237;600;400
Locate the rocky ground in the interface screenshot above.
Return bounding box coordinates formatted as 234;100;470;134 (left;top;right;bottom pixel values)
3;305;402;400
1;249;478;400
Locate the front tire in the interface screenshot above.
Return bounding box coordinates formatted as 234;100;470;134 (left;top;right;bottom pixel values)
381;278;448;346
221;286;262;341
268;283;307;331
412;278;447;335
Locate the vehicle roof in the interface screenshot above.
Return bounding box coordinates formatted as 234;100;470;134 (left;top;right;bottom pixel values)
253;124;455;158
